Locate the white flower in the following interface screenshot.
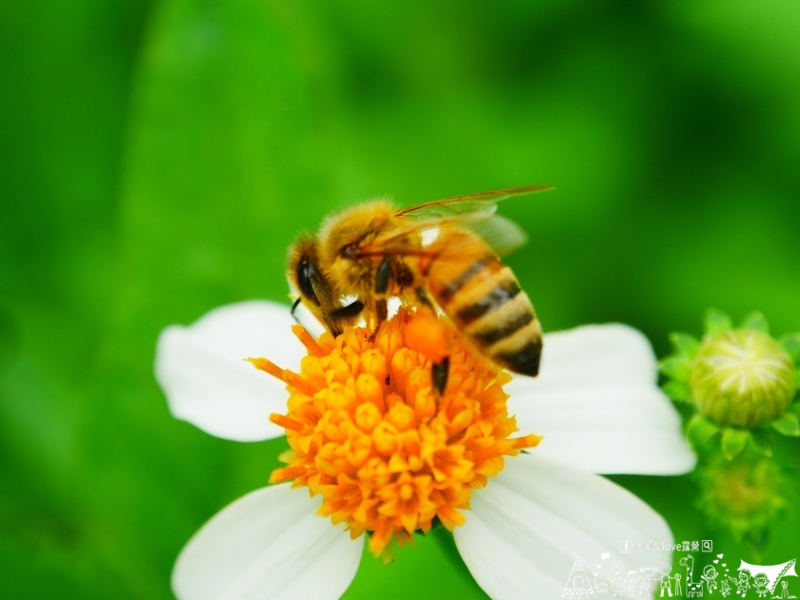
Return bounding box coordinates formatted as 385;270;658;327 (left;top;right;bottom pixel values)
155;301;695;600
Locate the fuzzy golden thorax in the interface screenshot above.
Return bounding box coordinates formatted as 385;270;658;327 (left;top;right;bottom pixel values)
316;200;397;297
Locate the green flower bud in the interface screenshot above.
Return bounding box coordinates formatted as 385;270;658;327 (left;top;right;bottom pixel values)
696;456;787;542
689;329;796;428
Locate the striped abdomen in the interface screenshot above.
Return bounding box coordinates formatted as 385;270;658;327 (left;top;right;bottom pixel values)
426;232;542;376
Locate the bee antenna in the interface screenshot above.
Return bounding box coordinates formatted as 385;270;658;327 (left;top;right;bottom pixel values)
290;297;302;324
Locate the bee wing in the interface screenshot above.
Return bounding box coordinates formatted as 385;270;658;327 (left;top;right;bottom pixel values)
356;214;529;260
469;214;528;257
356;185;551;260
395;184;553;220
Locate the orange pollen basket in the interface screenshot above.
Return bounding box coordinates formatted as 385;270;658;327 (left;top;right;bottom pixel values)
249;307;540;559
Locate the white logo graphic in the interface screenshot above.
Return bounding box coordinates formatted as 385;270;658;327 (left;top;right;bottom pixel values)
738;559;797;597
563;556;597;598
562;551;797;599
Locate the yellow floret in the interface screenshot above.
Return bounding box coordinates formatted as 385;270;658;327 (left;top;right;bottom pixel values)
251;307;540;559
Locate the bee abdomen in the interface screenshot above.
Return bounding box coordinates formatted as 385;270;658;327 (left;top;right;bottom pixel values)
436;255;497;303
467;287;542;377
436;259;542;377
455;278;521;324
488;324;543;376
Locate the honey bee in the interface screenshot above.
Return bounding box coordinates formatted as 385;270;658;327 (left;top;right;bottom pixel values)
287;185;552;393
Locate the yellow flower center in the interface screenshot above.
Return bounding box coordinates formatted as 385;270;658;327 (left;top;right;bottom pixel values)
249;307;540;560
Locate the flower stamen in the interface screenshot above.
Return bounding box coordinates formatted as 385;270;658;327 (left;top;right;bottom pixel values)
291;323;325;356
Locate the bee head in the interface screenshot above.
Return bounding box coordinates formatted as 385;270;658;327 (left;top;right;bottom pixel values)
287;234;338;323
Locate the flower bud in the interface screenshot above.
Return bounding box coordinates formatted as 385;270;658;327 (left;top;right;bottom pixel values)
689;329;796;428
696;456;787;540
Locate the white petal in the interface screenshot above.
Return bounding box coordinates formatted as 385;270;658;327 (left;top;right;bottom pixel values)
455;454;674;600
173;485;363;600
507;324;658;396
507;324;695;475
155;301;305;441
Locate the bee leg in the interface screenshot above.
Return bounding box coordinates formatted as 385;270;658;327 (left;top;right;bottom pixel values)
328;299;365;337
290;297;303;324
375;256;393;296
367;299;388;342
330;299;365;321
415;288;433;308
412;288;450;396
368;257;393;341
432;356;449;396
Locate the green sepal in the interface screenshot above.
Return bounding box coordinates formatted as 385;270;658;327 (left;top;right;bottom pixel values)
662;380;692;402
778;332;800;363
669;332;700;360
705;308;733;335
748;429;773;457
659;356;693;382
687;414;720;446
721;428;748;460
771;412;800;437
740;312;769;333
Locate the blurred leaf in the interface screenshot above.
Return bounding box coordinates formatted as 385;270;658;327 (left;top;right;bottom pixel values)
748;429;773;457
778;333;800;362
705;308;733;335
669;331;700;359
687;414;719;446
663;380;692;403
721;428;748;460
659;356;693;382
740;311;769;333
771;413;800;437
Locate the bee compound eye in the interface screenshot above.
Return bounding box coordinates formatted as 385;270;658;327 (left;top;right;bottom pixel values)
296;256;320;305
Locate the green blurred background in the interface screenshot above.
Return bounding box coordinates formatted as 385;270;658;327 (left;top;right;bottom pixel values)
2;1;799;598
